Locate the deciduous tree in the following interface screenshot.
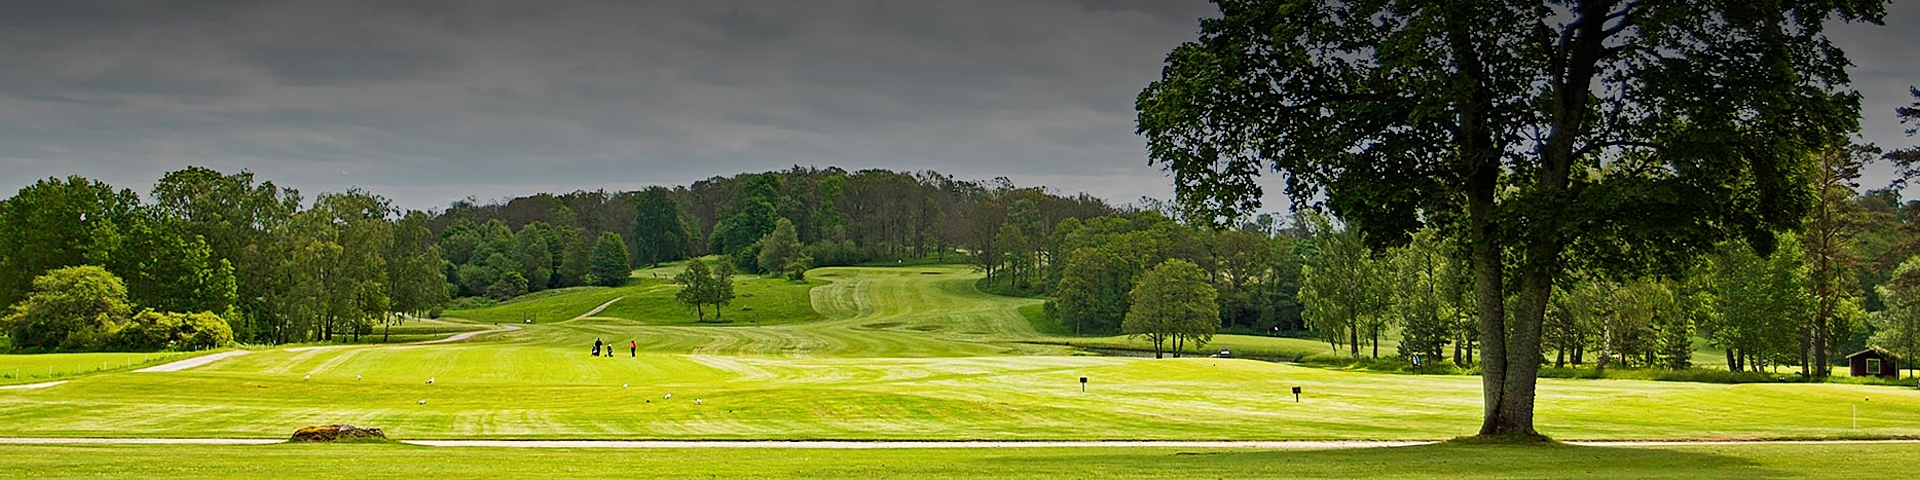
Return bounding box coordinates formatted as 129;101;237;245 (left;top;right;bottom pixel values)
1138;0;1881;437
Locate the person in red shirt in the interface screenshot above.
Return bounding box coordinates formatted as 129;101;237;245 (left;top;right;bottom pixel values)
630;340;637;358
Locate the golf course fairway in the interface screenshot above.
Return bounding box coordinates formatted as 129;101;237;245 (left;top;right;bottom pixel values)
4;265;1919;444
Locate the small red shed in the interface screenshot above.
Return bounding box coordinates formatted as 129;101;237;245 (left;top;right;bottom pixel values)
1845;348;1900;379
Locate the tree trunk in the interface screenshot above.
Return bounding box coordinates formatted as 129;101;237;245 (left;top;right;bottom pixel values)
1371;329;1380;359
1349;324;1360;357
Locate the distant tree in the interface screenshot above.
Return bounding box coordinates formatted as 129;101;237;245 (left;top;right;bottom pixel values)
1872;256;1920;378
1886;87;1920;180
1804;144;1878;377
757;218;804;278
3;266;133;351
108;210;237;316
588;232;631;287
149;166;301;343
1389;229;1456;363
304;190;394;342
0;176;140;307
709;199;778;265
673;258;715;321
488;271;529;301
1054;248;1123;335
633;187;693;267
710;260;737;320
386;211;450;340
516;224;554;291
555;226;593;288
1123;259;1218;359
994;224;1032;290
1706;237;1814;372
1299;214;1386;357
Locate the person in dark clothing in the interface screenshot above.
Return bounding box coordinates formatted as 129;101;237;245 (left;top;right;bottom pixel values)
593;338;603;357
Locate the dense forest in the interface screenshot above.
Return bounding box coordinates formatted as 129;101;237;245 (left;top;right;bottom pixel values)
4;160;1920;379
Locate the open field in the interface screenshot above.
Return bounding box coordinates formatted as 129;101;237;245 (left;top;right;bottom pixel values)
4;265;1920;442
0;351;206;386
2;442;1916;479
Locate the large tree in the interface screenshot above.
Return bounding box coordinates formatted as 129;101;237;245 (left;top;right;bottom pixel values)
1138;0;1882;437
0;176;140;307
149;167;300;342
1123;259;1220;358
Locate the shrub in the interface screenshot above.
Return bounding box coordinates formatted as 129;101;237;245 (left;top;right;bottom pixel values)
4;266;133;352
110;310;234;351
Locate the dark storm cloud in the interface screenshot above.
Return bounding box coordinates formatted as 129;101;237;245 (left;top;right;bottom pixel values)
1;0;1915;211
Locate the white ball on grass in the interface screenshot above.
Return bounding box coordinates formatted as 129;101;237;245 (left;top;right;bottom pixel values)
418;399;426;405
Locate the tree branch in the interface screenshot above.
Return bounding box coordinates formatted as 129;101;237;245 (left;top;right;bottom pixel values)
1574;140;1663;160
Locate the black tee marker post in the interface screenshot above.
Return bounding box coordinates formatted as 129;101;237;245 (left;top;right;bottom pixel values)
1080;376;1088;392
1292;386;1301;403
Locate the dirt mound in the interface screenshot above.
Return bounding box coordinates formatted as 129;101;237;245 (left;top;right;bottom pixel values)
289;424;388;443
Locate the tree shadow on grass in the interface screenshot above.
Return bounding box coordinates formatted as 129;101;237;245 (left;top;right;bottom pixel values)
967;443;1788;479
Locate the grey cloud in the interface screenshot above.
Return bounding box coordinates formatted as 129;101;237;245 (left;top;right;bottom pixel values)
0;0;1913;213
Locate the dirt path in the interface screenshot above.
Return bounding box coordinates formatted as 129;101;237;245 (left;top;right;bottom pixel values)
569;296;626;321
413;325;522;345
0;381;68;390
283;325;523;353
0;438;280;445
405;440;1433;449
133;351;253;373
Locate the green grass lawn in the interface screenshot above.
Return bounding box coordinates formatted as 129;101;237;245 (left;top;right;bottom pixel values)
2;442;1915;479
0;351;208;385
5;264;1920;442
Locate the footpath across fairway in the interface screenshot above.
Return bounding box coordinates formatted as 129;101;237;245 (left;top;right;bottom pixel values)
3;441;1919;479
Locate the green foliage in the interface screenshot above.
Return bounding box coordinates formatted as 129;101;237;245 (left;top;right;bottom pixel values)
0;176;140;308
709;199;777;261
1387;230;1460;363
587;232;631;287
1871;256;1920;377
488;271;529;301
1299;214;1388;358
1137;0;1883;435
756;218;803;277
632;187;693;267
150;166;301;344
673;258;715;321
2;266;133;351
108;210;237;315
111;311;234;351
1122;259;1219;358
670;258;740;322
386;211;451;317
993;224;1032;289
1705;237;1815;371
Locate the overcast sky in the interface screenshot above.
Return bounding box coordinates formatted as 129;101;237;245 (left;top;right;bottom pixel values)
2;1;1916;212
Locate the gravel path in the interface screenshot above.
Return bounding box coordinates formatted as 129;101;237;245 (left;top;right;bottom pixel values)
413;325;521;345
132;351;253;373
0;438;280;445
569;296;626;321
0;381;68;390
405;440;1434;449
